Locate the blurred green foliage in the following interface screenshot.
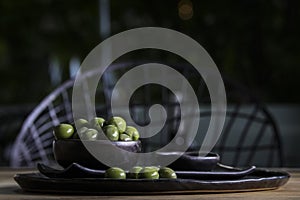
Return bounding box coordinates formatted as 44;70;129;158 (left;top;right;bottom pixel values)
0;0;299;104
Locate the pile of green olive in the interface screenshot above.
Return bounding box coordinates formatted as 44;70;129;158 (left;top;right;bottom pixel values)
53;116;140;142
104;166;177;179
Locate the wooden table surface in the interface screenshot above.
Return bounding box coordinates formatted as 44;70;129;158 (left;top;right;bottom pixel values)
0;168;299;199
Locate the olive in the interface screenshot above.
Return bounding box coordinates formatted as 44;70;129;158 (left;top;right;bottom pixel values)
53;124;74;139
73;127;88;139
132;131;140;141
124;126;139;140
124;126;140;141
75;119;89;129
159;167;177;179
78;127;89;135
103;125;119;141
90;117;105;131
119;133;132;141
138;166;159;179
104;167;126;179
81;128;98;140
108;116;126;133
128;166;143;179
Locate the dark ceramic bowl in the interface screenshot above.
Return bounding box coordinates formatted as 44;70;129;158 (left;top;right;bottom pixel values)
53;139;141;169
157;151;220;171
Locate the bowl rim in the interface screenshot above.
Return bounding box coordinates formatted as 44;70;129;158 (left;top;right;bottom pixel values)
155;151;220;160
54;138;141;144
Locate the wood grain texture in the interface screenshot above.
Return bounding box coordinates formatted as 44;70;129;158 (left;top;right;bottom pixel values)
0;168;299;200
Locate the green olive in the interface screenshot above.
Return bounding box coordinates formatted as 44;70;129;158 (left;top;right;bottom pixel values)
124;126;139;140
124;126;140;141
108;116;126;133
75;119;89;129
138;166;159;179
104;167;126;179
128;166;143;179
132;131;140;141
158;167;177;179
53;124;74;139
90;117;105;131
81;128;98;140
119;133;132;141
73;127;88;139
78;127;89;135
103;125;119;141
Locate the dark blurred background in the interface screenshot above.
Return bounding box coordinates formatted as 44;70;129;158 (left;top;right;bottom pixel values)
0;0;299;166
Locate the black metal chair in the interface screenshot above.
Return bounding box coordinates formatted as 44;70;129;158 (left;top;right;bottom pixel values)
10;62;283;167
210;79;283;167
0;106;32;166
9;62;186;167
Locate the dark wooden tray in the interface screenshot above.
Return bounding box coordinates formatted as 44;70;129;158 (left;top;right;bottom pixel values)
14;166;289;195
